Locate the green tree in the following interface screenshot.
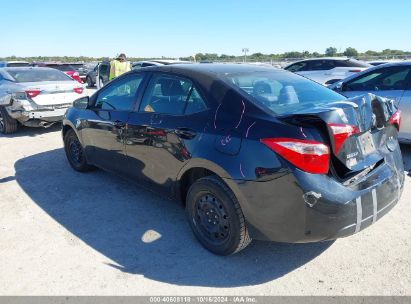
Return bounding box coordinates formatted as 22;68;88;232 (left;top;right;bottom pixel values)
325;47;338;57
343;47;358;57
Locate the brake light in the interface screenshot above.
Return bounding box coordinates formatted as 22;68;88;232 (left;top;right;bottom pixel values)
25;89;41;98
389;109;401;131
328;124;360;154
349;69;362;73
261;138;330;174
73;87;84;94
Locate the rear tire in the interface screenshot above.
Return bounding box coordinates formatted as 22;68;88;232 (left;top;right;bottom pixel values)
0;106;18;134
186;176;252;255
64;129;93;172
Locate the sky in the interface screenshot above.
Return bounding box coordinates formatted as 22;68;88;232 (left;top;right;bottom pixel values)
1;0;411;58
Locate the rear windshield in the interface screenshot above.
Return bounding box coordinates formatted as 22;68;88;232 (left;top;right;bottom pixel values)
224;71;346;115
6;62;30;67
7;69;73;82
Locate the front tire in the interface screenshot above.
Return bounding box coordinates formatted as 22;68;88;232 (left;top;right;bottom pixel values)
186;176;251;255
0;106;18;134
64;129;93;172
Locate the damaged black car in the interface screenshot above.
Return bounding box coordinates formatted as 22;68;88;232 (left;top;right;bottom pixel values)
62;64;405;255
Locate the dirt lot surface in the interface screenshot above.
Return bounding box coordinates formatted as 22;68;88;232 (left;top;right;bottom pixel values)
0;122;410;295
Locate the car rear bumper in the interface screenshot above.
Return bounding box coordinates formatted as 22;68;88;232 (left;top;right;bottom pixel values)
10;107;69;123
228;146;405;243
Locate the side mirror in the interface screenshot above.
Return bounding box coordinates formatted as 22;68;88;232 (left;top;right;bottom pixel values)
73;96;89;110
333;81;344;92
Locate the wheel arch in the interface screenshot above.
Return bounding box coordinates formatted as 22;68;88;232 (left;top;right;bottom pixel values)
175;158;234;206
62;120;84;145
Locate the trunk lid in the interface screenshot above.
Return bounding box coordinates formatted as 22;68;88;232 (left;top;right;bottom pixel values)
18;81;84;105
281;93;399;178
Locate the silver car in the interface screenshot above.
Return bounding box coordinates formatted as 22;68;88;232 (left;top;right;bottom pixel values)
0;67;86;134
330;62;411;143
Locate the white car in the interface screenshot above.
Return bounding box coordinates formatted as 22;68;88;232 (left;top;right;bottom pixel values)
284;57;371;86
0;67;85;133
132;59;191;69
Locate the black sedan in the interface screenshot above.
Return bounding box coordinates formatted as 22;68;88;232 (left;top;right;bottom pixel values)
62;64;404;255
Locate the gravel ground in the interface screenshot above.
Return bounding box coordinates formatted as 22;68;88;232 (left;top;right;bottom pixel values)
0;121;410;295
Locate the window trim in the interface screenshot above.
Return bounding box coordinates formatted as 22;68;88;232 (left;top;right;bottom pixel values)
137;72;209;116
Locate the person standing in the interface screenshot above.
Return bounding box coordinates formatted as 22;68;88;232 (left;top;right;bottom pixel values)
109;53;131;81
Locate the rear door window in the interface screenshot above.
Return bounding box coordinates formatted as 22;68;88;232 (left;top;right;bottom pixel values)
309;60;334;71
139;74;207;115
285;62;309;72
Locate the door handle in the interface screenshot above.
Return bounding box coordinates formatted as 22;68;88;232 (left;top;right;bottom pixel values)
175;128;197;139
113;120;126;128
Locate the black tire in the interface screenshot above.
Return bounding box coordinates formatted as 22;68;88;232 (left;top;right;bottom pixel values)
86;76;93;87
64;129;93;172
0;106;18;134
186;175;252;255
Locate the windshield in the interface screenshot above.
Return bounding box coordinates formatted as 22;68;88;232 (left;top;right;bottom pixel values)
7;69;73;82
224;71;346;115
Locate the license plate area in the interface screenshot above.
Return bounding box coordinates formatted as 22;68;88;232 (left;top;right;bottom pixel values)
358;132;376;155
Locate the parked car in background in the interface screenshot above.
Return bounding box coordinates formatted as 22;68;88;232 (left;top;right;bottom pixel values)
284;57;371;85
33;62;83;84
330;61;411;143
0;67;85;133
62;64;403;255
132;59;192;69
70;63;91;83
0;61;30;67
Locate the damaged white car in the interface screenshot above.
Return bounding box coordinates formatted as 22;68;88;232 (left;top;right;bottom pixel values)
0;67;86;134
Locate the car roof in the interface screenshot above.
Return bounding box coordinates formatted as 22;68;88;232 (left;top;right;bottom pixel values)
2;66;59;72
0;60;29;64
137;63;283;77
294;57;350;62
133;60;191;65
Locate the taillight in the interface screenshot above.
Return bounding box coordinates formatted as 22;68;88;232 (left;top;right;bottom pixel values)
25;89;41;98
349;69;362;73
261;138;330;174
73;87;84;94
389;109;401;131
328;124;359;154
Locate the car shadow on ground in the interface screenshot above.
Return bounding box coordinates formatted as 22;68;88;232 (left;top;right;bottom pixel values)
0;124;61;138
14;148;333;287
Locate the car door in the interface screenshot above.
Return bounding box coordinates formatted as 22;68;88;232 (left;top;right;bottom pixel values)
125;73;208;196
97;62;110;89
397;74;411;141
341;66;411;102
82;72;147;174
